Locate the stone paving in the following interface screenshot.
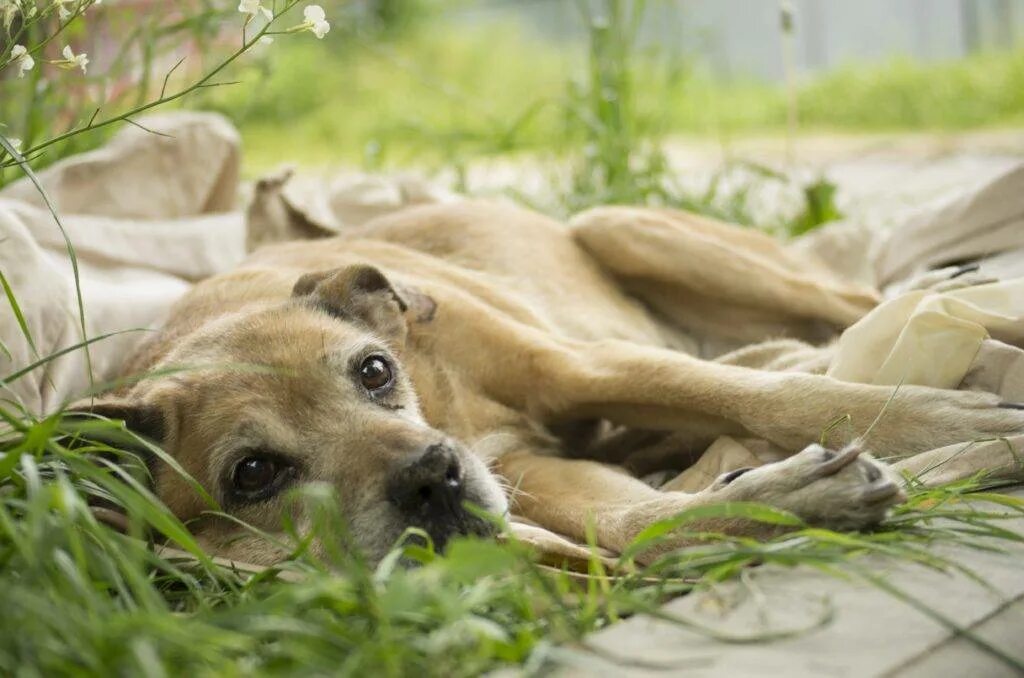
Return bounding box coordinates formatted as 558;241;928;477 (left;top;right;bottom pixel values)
558;488;1024;678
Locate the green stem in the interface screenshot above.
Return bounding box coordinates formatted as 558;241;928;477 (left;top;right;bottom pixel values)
1;0;303;170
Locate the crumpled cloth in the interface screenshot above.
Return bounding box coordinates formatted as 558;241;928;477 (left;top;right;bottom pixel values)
829;281;1024;390
791;162;1024;289
0;113;246;414
0;113;449;414
2;112;1023;566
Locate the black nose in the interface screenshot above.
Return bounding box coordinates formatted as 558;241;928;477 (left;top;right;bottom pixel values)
388;444;464;518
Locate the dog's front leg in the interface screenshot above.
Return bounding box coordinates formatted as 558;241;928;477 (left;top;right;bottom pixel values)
448;296;1022;458
497;443;904;561
516;338;1024;458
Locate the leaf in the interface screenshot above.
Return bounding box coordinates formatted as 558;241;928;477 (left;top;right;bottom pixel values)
620;502;804;563
0;269;39;359
1;330;132;385
440;538;520;584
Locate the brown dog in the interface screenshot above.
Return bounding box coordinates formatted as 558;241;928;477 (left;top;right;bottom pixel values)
84;201;1024;564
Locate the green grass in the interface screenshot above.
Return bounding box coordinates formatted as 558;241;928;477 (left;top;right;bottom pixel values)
657;50;1024;137
2;400;1024;675
205;25;577;170
199;6;853;229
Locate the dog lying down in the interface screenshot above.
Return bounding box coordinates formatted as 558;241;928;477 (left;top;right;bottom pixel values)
80;200;1024;565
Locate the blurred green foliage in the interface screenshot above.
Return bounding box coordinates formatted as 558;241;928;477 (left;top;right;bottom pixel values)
204;22;574;169
200;5;1022;232
207;12;1024;172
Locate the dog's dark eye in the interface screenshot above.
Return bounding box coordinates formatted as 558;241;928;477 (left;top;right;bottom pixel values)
359;355;393;393
231;455;293;501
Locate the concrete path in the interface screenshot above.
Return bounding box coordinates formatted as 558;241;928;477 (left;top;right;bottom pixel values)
460;128;1024;227
560;488;1024;677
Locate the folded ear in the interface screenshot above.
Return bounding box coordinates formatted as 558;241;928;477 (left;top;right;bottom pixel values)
292;265;409;344
64;397;166;444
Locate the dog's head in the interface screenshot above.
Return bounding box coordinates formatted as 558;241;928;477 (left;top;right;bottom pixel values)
79;264;508;564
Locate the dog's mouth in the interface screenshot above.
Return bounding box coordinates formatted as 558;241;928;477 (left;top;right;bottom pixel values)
411;504;499;553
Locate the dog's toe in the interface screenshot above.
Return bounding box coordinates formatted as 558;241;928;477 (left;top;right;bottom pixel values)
860;478;901;504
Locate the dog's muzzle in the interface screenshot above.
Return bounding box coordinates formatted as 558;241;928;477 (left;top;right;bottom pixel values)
389;443;464;517
387;443;494;551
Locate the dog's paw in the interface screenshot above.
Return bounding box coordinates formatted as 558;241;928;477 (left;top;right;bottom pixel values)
712;442;905;531
863;388;1024;457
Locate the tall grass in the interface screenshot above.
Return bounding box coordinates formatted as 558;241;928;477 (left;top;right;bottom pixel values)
2;399;1023;674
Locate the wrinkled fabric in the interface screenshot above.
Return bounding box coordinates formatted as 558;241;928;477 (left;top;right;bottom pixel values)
828;280;1024;390
0;113;246;414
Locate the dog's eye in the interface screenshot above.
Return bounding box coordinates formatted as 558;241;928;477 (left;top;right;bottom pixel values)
231;454;293;500
359;355;394;393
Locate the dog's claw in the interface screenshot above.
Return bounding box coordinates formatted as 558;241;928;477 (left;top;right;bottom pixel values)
720;466;753;485
814;443;861;478
710;466;755;491
950;263;981;279
861;479;902;504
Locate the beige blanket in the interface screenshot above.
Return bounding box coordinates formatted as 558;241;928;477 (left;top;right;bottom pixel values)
2;113;1023;563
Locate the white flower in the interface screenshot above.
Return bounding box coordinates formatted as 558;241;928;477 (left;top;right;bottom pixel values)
238;0;272;21
9;44;34;78
303;4;325;22
60;44;88;73
303;4;330;38
259;35;274;45
55;0;72;20
2;2;19;31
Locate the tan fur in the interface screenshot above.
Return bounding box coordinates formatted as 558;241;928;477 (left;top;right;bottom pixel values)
95;201;1024;564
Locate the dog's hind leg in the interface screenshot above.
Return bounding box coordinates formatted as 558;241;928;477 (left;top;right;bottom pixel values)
570;206;879;352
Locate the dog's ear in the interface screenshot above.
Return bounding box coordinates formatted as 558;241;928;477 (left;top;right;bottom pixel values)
292;265;409;344
64;397;167;444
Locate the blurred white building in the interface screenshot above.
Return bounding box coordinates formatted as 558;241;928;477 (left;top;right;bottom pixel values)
452;0;1024;81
